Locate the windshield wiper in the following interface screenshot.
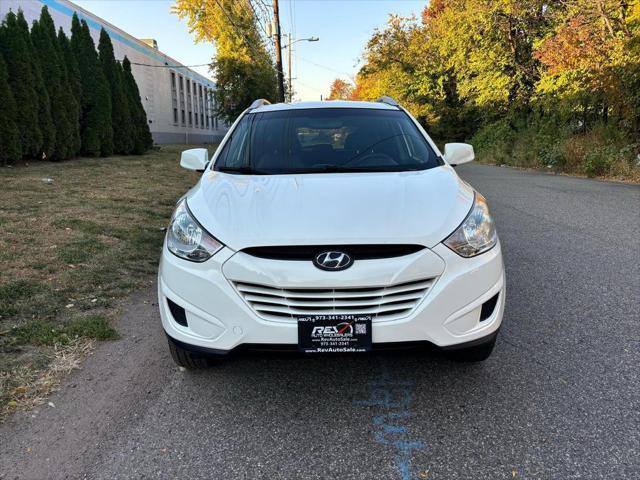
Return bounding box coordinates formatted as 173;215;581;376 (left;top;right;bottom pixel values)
217;166;270;175
308;165;424;173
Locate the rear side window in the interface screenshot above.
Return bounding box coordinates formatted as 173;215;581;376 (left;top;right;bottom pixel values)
214;108;442;174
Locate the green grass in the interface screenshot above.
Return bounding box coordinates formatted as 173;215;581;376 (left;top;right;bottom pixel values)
0;144;213;417
12;315;118;346
57;236;108;264
0;280;44;319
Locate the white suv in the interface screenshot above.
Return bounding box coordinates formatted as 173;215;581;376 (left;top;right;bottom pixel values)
158;97;505;367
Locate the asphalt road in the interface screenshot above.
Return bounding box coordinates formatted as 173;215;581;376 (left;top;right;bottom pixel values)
1;165;639;479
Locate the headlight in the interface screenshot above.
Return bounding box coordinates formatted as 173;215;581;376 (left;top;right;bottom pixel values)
444;192;497;257
166;199;223;262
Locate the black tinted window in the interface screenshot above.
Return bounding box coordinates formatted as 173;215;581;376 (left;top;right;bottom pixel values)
214;108;441;174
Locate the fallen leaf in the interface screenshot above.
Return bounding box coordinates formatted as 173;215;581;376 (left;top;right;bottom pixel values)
48;402;55;408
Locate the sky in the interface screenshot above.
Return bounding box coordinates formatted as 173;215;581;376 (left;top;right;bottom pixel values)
73;0;426;101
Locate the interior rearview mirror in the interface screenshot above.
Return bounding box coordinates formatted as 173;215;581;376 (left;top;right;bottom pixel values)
444;143;475;167
180;148;209;172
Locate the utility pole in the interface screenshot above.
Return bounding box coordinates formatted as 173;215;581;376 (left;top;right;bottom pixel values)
288;32;292;102
272;0;285;102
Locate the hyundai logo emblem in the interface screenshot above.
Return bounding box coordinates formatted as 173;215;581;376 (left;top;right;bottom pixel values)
313;251;354;271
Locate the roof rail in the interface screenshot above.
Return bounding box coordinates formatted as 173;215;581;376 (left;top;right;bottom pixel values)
248;98;272;110
375;96;400;107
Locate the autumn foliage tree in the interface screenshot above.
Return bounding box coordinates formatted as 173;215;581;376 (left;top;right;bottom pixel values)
173;0;277;123
327;79;354;100
354;0;640;178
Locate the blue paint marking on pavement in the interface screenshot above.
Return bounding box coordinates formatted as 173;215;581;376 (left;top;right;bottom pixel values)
353;367;425;480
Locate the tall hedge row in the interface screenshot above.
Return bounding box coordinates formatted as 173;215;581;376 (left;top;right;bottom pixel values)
0;7;152;165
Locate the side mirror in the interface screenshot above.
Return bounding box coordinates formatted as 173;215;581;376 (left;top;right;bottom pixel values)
180;148;209;172
444;143;475;167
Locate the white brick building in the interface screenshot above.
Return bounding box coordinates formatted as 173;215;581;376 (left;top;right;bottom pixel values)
0;0;227;144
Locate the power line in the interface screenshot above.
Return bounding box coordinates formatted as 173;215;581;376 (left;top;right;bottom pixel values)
214;0;272;63
213;0;292;86
247;0;274;47
292;53;356;81
138;1;323;97
256;0;272;11
130;62;211;69
292;0;299;97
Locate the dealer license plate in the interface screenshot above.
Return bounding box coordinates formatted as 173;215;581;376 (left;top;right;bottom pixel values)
297;314;372;353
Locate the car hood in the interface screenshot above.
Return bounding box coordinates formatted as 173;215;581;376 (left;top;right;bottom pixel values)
186;166;474;251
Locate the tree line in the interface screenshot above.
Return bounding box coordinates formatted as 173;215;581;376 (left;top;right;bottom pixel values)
330;0;640;179
0;7;152;165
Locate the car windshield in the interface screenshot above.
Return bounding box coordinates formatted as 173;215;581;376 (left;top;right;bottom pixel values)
213;108;442;174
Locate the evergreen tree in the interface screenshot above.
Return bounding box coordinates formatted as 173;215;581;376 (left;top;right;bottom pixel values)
116;60;135;153
71;14;99;156
85;22;113;157
0;54;21;165
71;15;112;156
17;10;55;159
122;56;152;154
58;27;81;156
31;7;74;160
98;29;133;154
0;11;41;158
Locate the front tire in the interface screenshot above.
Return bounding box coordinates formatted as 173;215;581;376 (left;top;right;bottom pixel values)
168;337;215;369
445;337;496;362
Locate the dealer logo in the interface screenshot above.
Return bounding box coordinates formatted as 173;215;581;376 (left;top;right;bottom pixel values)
311;322;354;337
313;251;354;271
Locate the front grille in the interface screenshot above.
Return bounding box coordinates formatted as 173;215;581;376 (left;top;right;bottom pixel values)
241;244;425;261
233;278;435;322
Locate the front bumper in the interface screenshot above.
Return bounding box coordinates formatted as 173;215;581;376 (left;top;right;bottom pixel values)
158;242;505;353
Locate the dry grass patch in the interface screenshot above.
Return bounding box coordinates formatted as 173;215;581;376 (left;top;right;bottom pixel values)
0;144;212;419
0;338;94;417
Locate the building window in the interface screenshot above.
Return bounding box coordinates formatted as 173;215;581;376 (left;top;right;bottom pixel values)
171;72;178;125
204;88;209;128
211;90;217;129
178;76;185;127
186;79;192;127
198;85;204;129
195;113;198;127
